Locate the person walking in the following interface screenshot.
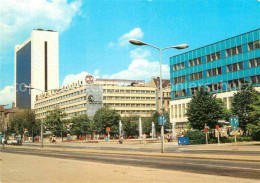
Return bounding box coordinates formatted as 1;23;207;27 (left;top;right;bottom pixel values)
2;137;5;148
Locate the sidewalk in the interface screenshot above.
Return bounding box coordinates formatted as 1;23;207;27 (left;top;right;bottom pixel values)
179;141;260;152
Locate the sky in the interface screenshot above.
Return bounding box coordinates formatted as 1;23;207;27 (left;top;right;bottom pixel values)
0;0;259;106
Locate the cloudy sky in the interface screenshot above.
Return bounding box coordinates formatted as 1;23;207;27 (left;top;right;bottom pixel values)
0;0;259;106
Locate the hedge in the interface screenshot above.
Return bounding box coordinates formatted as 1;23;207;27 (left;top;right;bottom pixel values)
184;130;253;145
184;131;206;145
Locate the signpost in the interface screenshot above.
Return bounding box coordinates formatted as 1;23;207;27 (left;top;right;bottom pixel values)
158;116;167;126
229;117;239;148
158;116;167;153
106;127;110;141
216;125;220;144
204;123;209;144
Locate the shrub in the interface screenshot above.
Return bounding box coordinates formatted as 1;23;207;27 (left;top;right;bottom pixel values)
184;131;205;145
209;138;218;144
220;136;252;143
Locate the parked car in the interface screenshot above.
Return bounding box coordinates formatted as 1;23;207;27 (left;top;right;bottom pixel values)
7;138;22;145
7;139;18;145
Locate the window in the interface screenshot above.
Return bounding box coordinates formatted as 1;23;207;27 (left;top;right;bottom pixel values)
174;105;177;118
174;76;186;84
189;57;202;67
173;62;185;71
250;75;260;84
226;45;242;57
228;78;245;88
249;57;260;68
189;72;203;81
223;97;227;107
182;104;186;117
178;104;181;118
248;40;260;51
206;52;221;62
227;62;243;72
190;87;198;95
174;89;186;98
207;83;222;92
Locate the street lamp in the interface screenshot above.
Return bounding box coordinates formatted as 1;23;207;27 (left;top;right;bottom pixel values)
24;85;60;148
129;39;189;153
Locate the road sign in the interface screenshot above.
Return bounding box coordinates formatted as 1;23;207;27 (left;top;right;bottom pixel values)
229;117;239;126
106;127;110;132
216;125;219;131
158;116;167;126
204;128;208;133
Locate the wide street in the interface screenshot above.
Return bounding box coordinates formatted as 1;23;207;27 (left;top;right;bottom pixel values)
1;141;260;182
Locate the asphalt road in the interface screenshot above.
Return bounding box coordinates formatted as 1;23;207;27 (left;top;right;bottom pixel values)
22;143;260;156
1;147;260;180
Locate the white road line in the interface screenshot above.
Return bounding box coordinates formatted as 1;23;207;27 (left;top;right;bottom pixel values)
184;162;260;171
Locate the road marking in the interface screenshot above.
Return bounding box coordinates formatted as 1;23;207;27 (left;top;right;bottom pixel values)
184;162;260;171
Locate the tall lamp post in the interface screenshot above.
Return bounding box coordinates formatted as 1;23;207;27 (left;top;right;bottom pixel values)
24;85;60;148
129;39;189;153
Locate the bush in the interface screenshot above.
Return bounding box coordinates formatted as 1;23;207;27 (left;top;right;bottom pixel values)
184;131;205;145
220;136;252;143
209;138;218;144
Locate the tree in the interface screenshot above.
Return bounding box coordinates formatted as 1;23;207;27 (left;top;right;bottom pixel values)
121;115;139;137
247;95;260;140
70;114;91;139
92;106;121;135
231;84;259;134
10;109;40;140
186;86;226;130
44;107;67;139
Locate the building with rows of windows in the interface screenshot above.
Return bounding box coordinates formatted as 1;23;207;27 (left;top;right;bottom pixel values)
169;29;260;131
34;78;157;120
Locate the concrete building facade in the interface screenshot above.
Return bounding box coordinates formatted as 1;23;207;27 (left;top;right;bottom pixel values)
146;77;171;112
169;29;260;131
15;29;59;109
0;104;23;134
34;77;157;120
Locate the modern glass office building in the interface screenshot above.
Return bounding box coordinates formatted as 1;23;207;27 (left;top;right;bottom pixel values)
14;29;59;109
169;29;260;131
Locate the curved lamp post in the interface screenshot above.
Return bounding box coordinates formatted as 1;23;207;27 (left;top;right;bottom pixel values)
129;39;189;153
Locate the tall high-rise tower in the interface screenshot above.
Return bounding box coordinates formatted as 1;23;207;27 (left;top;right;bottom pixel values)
15;29;59;109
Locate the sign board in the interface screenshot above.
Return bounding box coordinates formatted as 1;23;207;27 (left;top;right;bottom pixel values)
106;127;110;133
216;125;219;131
229;117;239;126
204;128;208;133
158;116;167;126
86;85;103;117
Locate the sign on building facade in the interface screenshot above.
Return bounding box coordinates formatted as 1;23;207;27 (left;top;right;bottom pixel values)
86;84;103;117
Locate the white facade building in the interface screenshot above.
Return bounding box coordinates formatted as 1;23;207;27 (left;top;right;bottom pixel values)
170;87;260;131
15;29;59;109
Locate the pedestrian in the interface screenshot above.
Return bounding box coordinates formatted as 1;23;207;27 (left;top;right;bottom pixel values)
143;134;146;145
119;136;123;144
52;135;55;143
2;137;5;148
